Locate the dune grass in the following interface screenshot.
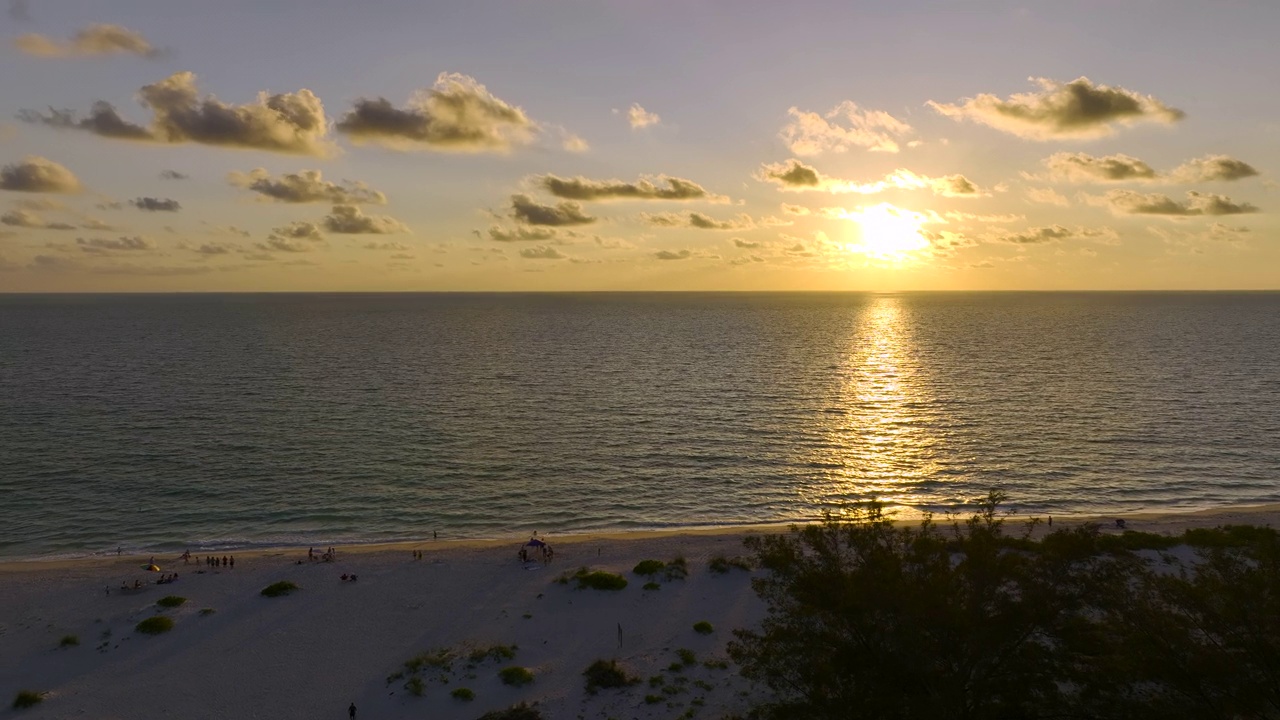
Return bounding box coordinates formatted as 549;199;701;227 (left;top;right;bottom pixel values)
451;687;475;701
260;581;299;597
693;620;714;634
12;690;43;709
708;555;753;573
583;658;637;693
499;665;535;686
59;634;79;647
477;703;542;720
135;616;174;635
556;567;627;591
156;595;187;608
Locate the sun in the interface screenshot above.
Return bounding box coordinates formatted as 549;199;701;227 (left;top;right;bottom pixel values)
844;203;930;261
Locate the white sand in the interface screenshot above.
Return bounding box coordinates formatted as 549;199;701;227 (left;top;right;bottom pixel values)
1;506;1276;720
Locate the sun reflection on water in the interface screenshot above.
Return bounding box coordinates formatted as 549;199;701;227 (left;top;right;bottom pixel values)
801;295;944;516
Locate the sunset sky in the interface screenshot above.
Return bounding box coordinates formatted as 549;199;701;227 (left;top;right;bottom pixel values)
1;0;1277;291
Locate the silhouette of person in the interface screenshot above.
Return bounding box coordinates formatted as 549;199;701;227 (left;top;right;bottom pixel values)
348;702;356;719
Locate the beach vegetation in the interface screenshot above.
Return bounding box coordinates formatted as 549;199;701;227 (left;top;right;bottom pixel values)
498;665;535;686
404;648;453;674
468;644;517;664
583;659;637;693
156;595;187;608
405;676;426;696
642;581;660;590
557;567;627;591
692;621;713;634
708;554;753;573
633;559;666;575
729;492;1280;720
134;616;174;635
667;662;684;672
451;687;475;701
644;694;662;704
676;648;697;665
648;675;664;687
476;703;542;720
664;555;689;580
702;657;730;670
199;608;215;616
59;634;79;647
260;581;299;597
12;691;43;709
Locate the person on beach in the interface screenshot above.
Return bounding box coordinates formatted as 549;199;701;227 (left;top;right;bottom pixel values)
348;702;356;719
229;556;234;569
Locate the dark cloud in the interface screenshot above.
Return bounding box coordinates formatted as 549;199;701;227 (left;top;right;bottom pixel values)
645;212;755;230
337;73;535;153
732;238;761;249
130;197;181;212
191;242;235;255
362;241;411;251
1101;189;1259;216
1;209;75;229
20;72;331;156
14;24;160;58
0;156;81;193
519;245;567;260
322;205;408;234
781;203;811;215
1044;152;1157;182
229;168;386;204
759;159;821;187
537;174;712;201
928;77;1184;139
487;225;556;242
76;235;154;252
994;225;1075;244
1171;155;1261;183
159;170;188;180
932;174;981;197
510;194;595;226
654;249;694;260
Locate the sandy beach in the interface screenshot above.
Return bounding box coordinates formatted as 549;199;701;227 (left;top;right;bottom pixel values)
2;505;1278;720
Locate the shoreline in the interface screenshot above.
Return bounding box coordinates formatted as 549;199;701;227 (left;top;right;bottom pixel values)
4;501;1277;574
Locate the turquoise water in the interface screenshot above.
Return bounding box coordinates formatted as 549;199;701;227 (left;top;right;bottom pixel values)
2;292;1277;559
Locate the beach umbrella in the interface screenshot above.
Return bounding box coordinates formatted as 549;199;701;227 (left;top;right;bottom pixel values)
145;564;160;572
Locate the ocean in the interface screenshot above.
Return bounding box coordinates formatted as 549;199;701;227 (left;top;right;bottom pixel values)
1;292;1277;560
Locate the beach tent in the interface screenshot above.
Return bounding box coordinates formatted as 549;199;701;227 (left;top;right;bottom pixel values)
525;538;546;548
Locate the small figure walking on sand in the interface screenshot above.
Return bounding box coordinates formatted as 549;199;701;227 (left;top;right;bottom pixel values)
1048;516;1053;527
348;702;356;719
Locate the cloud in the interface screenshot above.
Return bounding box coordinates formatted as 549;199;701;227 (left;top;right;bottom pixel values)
21;72;331;155
755;160;984;197
781;203;811;215
14;24;160;58
519;245;567;260
537;174;714;202
189;242;236;255
261;221;325;252
130;197;181;212
1095;189;1259;216
1044;152;1157;182
1170;155;1260;183
487;225;556;242
159;170;188;180
0;156;81;193
654;249;694;260
322;205;408;234
229;168;386;205
361;241;411;251
627;103;661;129
1;209;75;229
337;73;535;153
510;194;595;226
79;218;117;231
76;235;155;252
781;101;912;155
732;238;761;249
560;132;589;153
1026;187;1070;206
992;225;1076;244
643;212;755;230
928;77;1184;139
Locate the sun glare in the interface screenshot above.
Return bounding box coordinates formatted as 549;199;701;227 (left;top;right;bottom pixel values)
844;203;930;261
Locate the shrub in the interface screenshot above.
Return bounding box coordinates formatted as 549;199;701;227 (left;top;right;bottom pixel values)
59;634;79;647
405;648;453;673
708;555;752;573
693;621;713;634
477;703;542;720
135;616;174;635
468;644;517;664
663;556;689;581
199;608;216;616
634;559;666;575
677;648;697;665
156;595;187;608
643;581;660;591
583;659;636;693
645;694;663;704
405;676;425;696
12;691;43;709
558;567;627;591
451;687;475;701
260;581;299;597
499;665;534;686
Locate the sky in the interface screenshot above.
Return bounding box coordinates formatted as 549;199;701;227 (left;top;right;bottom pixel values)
1;0;1277;292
